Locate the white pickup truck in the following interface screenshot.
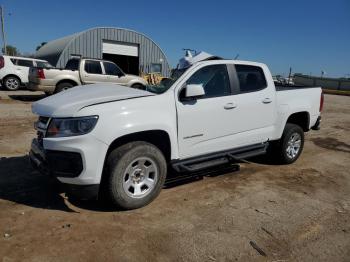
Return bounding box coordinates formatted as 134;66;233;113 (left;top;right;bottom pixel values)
28;57;147;95
29;58;323;210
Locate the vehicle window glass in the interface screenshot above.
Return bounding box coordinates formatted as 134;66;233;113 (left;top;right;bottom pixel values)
103;62;122;76
65;59;80;70
10;58;17;65
17;59;34;67
151;63;162;73
84;60;102;74
235;65;267;93
36;61;53;68
186;64;231;98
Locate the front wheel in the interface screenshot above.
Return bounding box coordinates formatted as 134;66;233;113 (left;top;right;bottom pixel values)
273;123;304;164
105;141;167;210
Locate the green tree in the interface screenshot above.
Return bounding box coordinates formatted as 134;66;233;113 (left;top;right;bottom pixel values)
2;45;20;56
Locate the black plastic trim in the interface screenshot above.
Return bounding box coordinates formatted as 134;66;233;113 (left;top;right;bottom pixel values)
171;143;268;173
29;139;83;178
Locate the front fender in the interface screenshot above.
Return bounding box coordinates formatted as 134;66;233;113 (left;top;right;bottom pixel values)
79;92;179;159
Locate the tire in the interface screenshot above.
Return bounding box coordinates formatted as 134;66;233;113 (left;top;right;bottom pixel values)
274;123;304;164
55;82;74;93
105;141;167;210
132;84;145;90
4;76;21;91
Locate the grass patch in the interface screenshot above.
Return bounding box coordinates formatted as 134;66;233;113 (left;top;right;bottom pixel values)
323;89;350;96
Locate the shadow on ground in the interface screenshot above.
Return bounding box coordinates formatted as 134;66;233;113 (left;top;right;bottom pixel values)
0;155;78;212
8;94;46;102
0;155;241;212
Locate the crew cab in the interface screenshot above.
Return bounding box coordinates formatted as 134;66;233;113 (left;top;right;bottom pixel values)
28;57;147;94
29;57;323;210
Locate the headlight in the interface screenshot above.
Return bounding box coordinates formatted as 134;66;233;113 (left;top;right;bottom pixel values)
46;116;98;138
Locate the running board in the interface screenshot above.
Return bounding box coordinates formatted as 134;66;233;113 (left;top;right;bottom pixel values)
164;163;240;187
171;143;268;173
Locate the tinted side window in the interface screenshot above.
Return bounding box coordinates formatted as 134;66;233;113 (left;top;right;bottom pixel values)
235;65;267;93
10;58;17;65
84;60;102;74
103;62;122;76
65;59;80;70
186;64;231;98
151;63;162;73
17;59;34;67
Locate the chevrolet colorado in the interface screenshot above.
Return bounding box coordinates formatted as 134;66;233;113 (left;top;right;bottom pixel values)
28;57;147;94
29;58;323;210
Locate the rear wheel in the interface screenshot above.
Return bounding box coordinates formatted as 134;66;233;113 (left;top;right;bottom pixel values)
105;141;167;210
55;82;74;93
4;76;20;91
273;123;304;164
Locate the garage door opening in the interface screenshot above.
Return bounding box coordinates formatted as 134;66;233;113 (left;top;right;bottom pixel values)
102;41;140;75
102;53;139;75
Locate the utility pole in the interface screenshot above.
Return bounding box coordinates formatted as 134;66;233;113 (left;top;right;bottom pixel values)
0;6;6;55
288;67;292;86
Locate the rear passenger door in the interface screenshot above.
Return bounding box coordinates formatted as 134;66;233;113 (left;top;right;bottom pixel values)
227;64;276;147
13;59;34;83
81;60;107;84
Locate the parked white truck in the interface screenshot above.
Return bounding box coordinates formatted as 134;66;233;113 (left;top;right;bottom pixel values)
28;57;147;95
29;57;323;210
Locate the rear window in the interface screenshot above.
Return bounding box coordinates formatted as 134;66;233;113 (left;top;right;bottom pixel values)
235;65;267;93
85;60;102;74
36;61;53;68
65;59;80;70
10;58;17;65
17;59;34;67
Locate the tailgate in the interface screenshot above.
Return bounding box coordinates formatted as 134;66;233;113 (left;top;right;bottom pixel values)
29;67;40;83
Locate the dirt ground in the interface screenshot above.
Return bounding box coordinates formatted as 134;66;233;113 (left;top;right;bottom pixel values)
0;91;349;262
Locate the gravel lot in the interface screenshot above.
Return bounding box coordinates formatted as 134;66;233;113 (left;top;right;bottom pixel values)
0;91;349;261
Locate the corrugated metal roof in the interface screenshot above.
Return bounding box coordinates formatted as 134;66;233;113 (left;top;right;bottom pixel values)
34;27;171;76
35;33;80;66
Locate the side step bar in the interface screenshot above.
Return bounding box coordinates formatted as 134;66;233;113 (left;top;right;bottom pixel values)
171;143;268;173
164;163;240;187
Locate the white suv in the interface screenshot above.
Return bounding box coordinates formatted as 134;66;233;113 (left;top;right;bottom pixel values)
0;55;51;90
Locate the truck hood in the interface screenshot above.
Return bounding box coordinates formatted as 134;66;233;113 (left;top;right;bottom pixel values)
32;84;154;117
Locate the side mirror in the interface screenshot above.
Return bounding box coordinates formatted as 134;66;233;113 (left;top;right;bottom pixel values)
185;84;205;99
117;72;124;77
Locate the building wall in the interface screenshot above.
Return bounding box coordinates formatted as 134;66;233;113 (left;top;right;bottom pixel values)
36;27;171;77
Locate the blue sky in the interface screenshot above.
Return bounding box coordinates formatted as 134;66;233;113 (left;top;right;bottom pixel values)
2;0;350;77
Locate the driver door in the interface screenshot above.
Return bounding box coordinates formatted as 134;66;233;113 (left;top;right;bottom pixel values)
176;64;236;159
102;61;127;85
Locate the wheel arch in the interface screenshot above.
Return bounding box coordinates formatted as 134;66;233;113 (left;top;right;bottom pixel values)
56;79;79;89
3;74;22;85
105;130;172;163
285;111;310;132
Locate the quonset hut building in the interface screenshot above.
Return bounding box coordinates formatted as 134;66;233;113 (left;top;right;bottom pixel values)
35;27;171;77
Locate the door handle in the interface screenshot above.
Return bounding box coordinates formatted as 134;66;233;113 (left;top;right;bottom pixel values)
224;103;237;110
262;98;272;104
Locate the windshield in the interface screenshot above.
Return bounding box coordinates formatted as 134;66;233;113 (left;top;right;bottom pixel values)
145;68;187;94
